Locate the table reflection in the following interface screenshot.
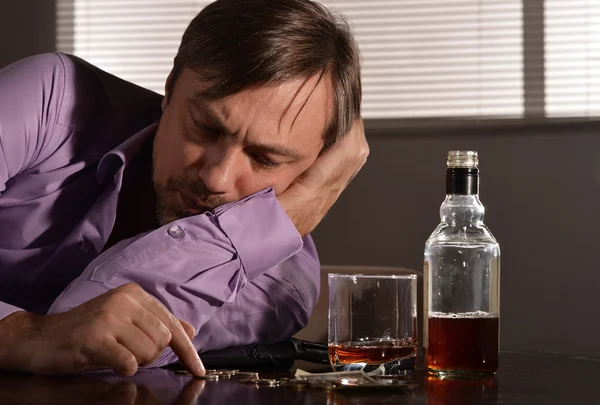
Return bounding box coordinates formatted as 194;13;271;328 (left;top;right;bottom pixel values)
0;368;502;405
0;368;321;405
425;376;498;405
0;369;204;405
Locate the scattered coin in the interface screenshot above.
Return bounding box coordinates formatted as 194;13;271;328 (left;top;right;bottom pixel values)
255;379;278;387
205;369;222;375
220;369;238;376
195;374;219;381
278;377;292;383
235;372;260;378
239;378;259;384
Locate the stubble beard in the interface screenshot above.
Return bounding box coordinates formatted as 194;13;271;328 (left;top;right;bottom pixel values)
153;177;229;226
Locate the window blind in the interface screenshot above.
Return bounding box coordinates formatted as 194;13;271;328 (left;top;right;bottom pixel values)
56;0;599;121
321;0;523;119
57;0;207;93
544;0;600;117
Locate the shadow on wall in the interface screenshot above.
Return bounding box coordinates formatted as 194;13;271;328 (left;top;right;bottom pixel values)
312;121;600;358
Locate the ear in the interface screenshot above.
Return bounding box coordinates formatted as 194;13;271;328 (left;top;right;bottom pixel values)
162;70;174;112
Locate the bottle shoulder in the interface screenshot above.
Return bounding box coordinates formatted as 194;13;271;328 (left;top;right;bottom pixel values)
425;222;499;248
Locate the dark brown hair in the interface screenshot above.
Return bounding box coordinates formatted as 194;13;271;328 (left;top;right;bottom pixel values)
169;0;361;149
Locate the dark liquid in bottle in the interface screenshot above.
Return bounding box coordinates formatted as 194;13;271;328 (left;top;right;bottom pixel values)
427;314;499;375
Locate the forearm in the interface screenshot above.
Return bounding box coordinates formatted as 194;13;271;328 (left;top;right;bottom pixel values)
0;302;31;367
0;310;39;370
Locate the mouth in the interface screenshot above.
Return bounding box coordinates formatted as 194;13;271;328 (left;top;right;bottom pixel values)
179;190;210;215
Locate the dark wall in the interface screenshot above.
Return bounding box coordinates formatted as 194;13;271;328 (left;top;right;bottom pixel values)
0;0;56;68
312;122;600;357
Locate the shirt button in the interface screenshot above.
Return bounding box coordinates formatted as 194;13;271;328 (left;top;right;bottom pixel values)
168;225;185;239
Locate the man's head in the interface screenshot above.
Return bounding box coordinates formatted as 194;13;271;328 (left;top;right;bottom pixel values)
153;0;361;225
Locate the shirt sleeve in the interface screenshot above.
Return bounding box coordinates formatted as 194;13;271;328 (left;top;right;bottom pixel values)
192;235;320;350
0;53;68;195
0;302;24;321
0;53;69;319
149;235;319;367
47;188;317;367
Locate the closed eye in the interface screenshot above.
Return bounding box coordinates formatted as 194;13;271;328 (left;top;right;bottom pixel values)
250;153;280;169
191;116;221;140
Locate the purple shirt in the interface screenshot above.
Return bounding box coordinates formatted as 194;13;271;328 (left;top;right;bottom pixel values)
0;53;320;367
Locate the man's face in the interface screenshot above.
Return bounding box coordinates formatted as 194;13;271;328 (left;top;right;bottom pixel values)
152;68;331;225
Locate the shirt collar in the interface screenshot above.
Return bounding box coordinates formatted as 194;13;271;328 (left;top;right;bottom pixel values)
96;122;159;185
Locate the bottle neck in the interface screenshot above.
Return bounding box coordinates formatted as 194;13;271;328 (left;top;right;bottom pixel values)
441;168;484;226
446;168;478;195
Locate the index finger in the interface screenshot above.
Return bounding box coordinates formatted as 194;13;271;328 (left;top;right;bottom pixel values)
134;290;205;376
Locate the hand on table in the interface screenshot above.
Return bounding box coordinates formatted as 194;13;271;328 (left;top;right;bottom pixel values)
0;283;204;376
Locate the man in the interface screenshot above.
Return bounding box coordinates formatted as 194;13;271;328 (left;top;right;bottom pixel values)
0;0;367;376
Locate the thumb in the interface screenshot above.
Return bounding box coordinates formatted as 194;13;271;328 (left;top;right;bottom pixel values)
178;319;196;341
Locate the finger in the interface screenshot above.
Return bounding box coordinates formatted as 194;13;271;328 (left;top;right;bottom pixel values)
116;324;160;367
131;307;173;355
91;338;138;376
136;293;205;376
179;320;196;341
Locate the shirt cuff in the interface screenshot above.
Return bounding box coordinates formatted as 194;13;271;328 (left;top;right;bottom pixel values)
214;187;303;280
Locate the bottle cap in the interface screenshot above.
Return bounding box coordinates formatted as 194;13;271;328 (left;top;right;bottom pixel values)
447;151;478;168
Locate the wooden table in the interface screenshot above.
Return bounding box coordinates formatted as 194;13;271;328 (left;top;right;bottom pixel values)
0;351;598;404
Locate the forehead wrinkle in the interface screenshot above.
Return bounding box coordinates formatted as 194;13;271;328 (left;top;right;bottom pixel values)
277;75;323;138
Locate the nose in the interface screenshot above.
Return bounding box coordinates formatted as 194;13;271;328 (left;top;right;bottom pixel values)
197;145;240;195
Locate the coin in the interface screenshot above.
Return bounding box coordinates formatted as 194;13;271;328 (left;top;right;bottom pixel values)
220;369;238;375
235;372;260;378
195;374;219;381
204;369;222;375
239;378;259;384
278;377;292;382
255;379;278;387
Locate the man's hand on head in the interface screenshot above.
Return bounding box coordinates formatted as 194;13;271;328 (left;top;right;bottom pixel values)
0;283;205;376
278;119;369;236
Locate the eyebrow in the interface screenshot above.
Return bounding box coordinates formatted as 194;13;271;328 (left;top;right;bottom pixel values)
248;142;302;160
188;93;303;160
189;93;229;134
